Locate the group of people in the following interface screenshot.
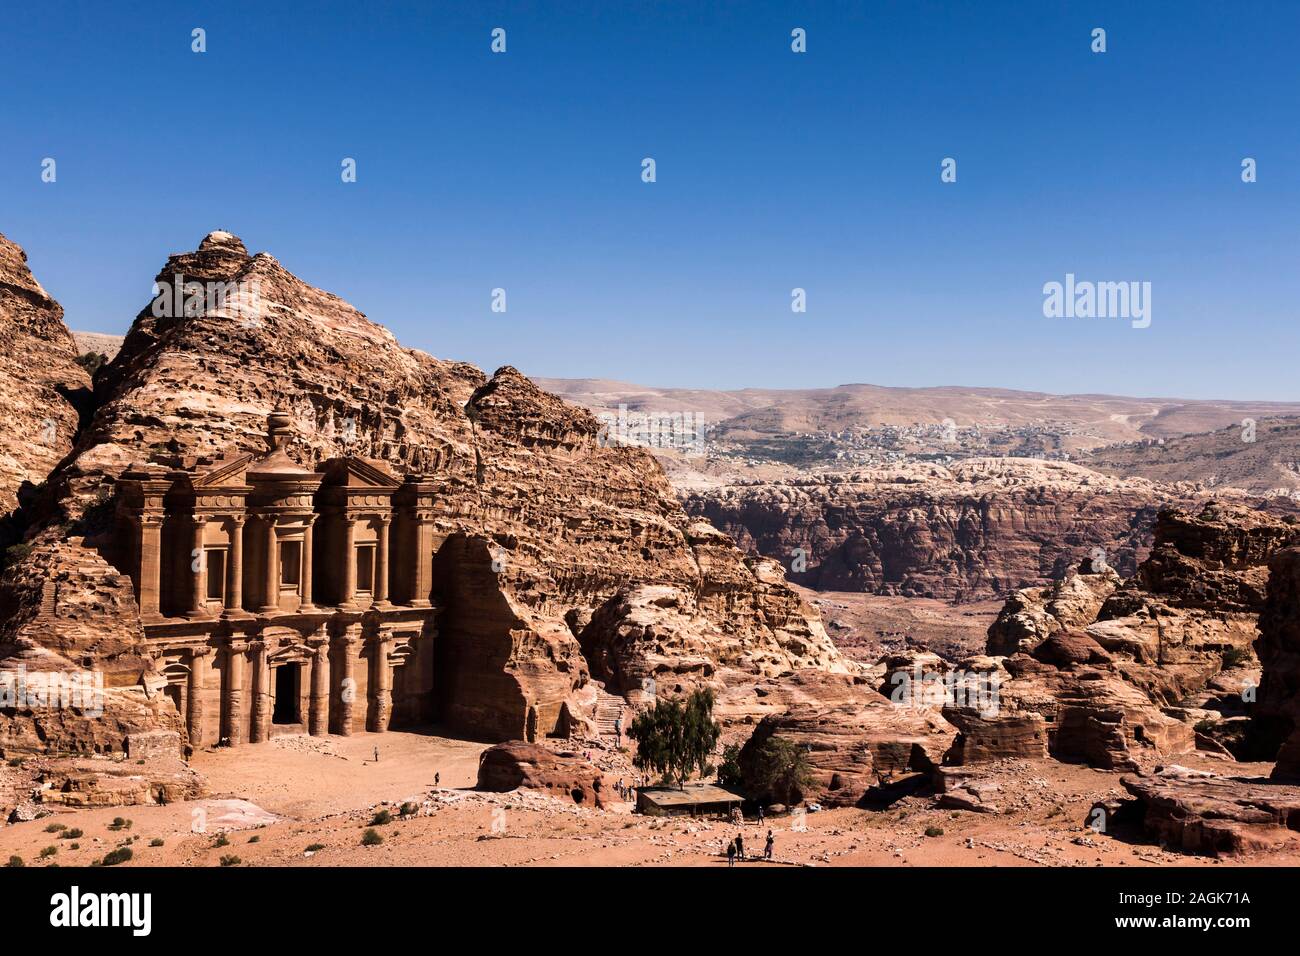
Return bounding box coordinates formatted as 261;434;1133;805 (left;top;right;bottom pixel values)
615;778;636;801
725;829;775;866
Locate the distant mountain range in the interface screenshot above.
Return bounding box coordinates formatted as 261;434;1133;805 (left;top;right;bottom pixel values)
533;376;1300;452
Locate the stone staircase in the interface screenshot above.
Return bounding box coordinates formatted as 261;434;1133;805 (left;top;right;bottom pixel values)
594;689;625;738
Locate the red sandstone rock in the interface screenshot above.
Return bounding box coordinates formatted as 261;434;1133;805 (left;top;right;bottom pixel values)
0;232;89;520
735;671;956;807
476;741;605;807
942;707;1047;764
0;231;848;752
686;459;1193;600
1121;765;1300;856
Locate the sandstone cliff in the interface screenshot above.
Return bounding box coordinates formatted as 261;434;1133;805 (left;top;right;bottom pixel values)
685;459;1198;601
986;503;1297;770
0;233;89;524
0;231;848;751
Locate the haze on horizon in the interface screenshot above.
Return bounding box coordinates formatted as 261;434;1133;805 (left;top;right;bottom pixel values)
4;1;1299;401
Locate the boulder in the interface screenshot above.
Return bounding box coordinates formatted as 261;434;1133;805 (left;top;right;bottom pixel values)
1122;765;1300;856
476;741;606;807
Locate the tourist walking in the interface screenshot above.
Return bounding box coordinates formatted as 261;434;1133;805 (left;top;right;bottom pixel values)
726;839;736;867
765;830;774;861
735;833;744;860
434;771;440;787
614;715;622;746
374;746;379;763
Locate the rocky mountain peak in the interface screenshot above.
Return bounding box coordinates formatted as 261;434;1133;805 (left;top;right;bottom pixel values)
197;230;248;255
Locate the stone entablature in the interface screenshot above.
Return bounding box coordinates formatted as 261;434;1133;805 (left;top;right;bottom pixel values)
113;411;439;749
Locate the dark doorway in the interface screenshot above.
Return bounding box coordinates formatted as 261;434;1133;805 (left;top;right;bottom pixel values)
273;664;301;724
164;682;183;715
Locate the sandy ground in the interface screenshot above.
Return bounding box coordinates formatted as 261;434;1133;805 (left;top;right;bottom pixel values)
3;730;1297;868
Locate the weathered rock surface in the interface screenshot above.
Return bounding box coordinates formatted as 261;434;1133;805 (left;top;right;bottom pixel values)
476;741;605;807
0;231;848;749
735;670;955;807
1122;765;1300;856
0;232;89;521
983;504;1296;772
685;459;1191;600
35;753;205;808
1254;544;1300;776
987;563;1121;657
942;707;1047;764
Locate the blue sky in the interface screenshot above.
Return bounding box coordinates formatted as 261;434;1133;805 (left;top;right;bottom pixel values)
3;1;1298;398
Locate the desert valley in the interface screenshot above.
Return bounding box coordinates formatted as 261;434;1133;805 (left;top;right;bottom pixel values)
2;229;1300;876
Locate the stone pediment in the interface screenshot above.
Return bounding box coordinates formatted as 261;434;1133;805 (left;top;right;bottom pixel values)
319;456;401;491
191;454;254;489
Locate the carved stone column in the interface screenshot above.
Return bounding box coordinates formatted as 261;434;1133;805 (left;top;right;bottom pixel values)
341;516;357;608
409;516;433;607
332;630;359;735
137;514;165;621
299;516;317;611
368;634;393;733
187;516;208;619
221;640;247;746
259;517;279;613
309;636;330;736
374;516;391;606
224;516;245;616
187;646;211;748
250;640;270;743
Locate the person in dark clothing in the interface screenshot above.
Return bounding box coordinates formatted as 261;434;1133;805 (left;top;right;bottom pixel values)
765;830;774;861
726;839;736;867
735;833;745;860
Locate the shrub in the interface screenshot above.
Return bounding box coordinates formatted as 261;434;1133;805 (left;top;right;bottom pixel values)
6;856;22;868
39;846;57;858
101;847;132;866
1222;645;1252;669
107;817;132;831
219;855;241;867
149;838;164;847
925;826;945;838
370;809;392;826
305;843;325;853
399;802;419;818
361;828;384;846
247;835;260;843
61;829;83;840
213;834;230;848
44;822;67;833
75;351;108;375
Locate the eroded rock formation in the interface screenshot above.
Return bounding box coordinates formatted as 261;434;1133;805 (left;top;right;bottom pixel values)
1121;765;1300;856
476;741;606;806
0;231;848;753
984;503;1296;771
0;232;89;522
734;670;955;807
685;459;1192;601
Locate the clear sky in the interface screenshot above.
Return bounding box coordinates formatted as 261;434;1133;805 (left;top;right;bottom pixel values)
3;1;1298;399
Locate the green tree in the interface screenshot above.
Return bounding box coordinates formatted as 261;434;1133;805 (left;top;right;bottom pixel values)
628;688;721;789
747;736;813;805
716;742;743;789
